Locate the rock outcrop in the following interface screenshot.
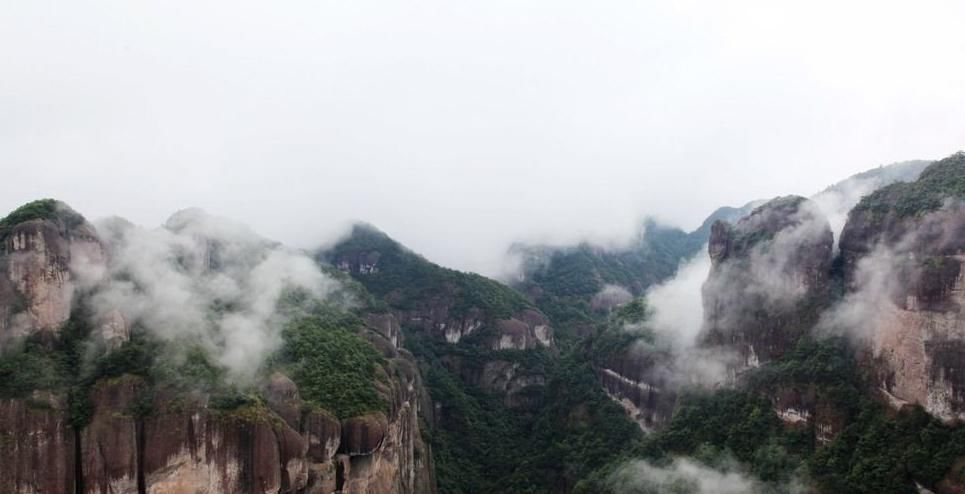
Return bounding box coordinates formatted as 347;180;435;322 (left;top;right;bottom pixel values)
382;294;553;351
770;384;848;445
0;200;105;342
596;349;677;432
0;354;435;494
0;203;438;493
701;196;834;369
839;153;965;422
0;392;75;493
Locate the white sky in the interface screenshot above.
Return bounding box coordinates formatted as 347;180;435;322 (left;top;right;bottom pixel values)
2;0;964;275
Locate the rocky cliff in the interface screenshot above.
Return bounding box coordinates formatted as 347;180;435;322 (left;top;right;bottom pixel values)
0;330;435;494
0;200;105;343
839;152;965;422
701;195;834;369
0;202;437;494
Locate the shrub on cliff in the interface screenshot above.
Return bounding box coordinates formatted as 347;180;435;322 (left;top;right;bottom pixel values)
278;311;386;418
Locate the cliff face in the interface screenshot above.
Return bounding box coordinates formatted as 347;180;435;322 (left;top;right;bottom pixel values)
0;201;105;342
0;343;435;494
0;392;76;494
701;196;834;369
0;202;438;494
839;154;965;422
596;349;677;432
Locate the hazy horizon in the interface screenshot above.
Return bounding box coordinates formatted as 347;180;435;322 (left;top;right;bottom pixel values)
3;1;964;275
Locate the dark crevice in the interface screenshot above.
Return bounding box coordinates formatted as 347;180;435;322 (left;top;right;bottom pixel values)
73;427;83;494
136;418;146;494
335;458;346;493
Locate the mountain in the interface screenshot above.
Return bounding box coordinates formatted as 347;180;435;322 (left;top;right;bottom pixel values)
577;153;965;494
509;159;931;341
0;203;435;494
321;224;640;492
0;155;961;494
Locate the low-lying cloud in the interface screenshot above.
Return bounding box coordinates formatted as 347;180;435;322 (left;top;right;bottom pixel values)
607;457;804;494
73;208;341;382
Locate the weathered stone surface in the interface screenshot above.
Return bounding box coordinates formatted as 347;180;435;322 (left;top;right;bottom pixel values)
303;408;341;462
771;385;847;445
838;162;965;422
340;413;388;456
0;202;111;345
0;393;75;494
701;196;834;369
365;312;401;348
263;372;302;430
141;398;284;494
596;350;677;432
81;376;141;494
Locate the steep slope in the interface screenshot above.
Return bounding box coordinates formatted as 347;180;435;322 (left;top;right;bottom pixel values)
0;203;436;494
702;195;834;369
575;154;965;494
0;199;105;342
325;224;553;351
510;159;930;344
323;225;643;492
509;219;709;336
839;152;965;422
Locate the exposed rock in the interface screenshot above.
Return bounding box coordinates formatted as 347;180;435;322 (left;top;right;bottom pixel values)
303;408;341;462
365;312;402;348
341;413;388;456
838;155;965;421
81;376;141;494
771;385;847;445
398;300;553;351
479;360;546;410
596;349;677;432
0;203;106;341
701;196;834;369
263;372;302;430
0;392;75;494
96;309;131;350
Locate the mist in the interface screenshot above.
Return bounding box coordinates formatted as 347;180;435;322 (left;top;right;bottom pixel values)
3;1;965;276
607;457;804;494
817;199;965;342
73;208;343;382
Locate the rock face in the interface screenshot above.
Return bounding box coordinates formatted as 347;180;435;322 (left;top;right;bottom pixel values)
0;201;105;342
0;392;75;494
701;196;834;369
0;360;435;494
839;154;965;422
596;349;677;432
387;295;553;351
770;385;848;445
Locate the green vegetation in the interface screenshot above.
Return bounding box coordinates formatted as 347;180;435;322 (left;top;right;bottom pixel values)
515;220;703;338
278;311;386;418
0;198;86;243
853;151;965;220
811;404;965;493
0;336;68;399
575;337;965;494
407;329;642;493
325;224;530;318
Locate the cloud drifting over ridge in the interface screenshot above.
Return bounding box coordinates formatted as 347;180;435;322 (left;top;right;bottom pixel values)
74;209;340;382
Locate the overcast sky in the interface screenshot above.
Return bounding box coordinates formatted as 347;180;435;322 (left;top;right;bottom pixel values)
2;0;964;275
